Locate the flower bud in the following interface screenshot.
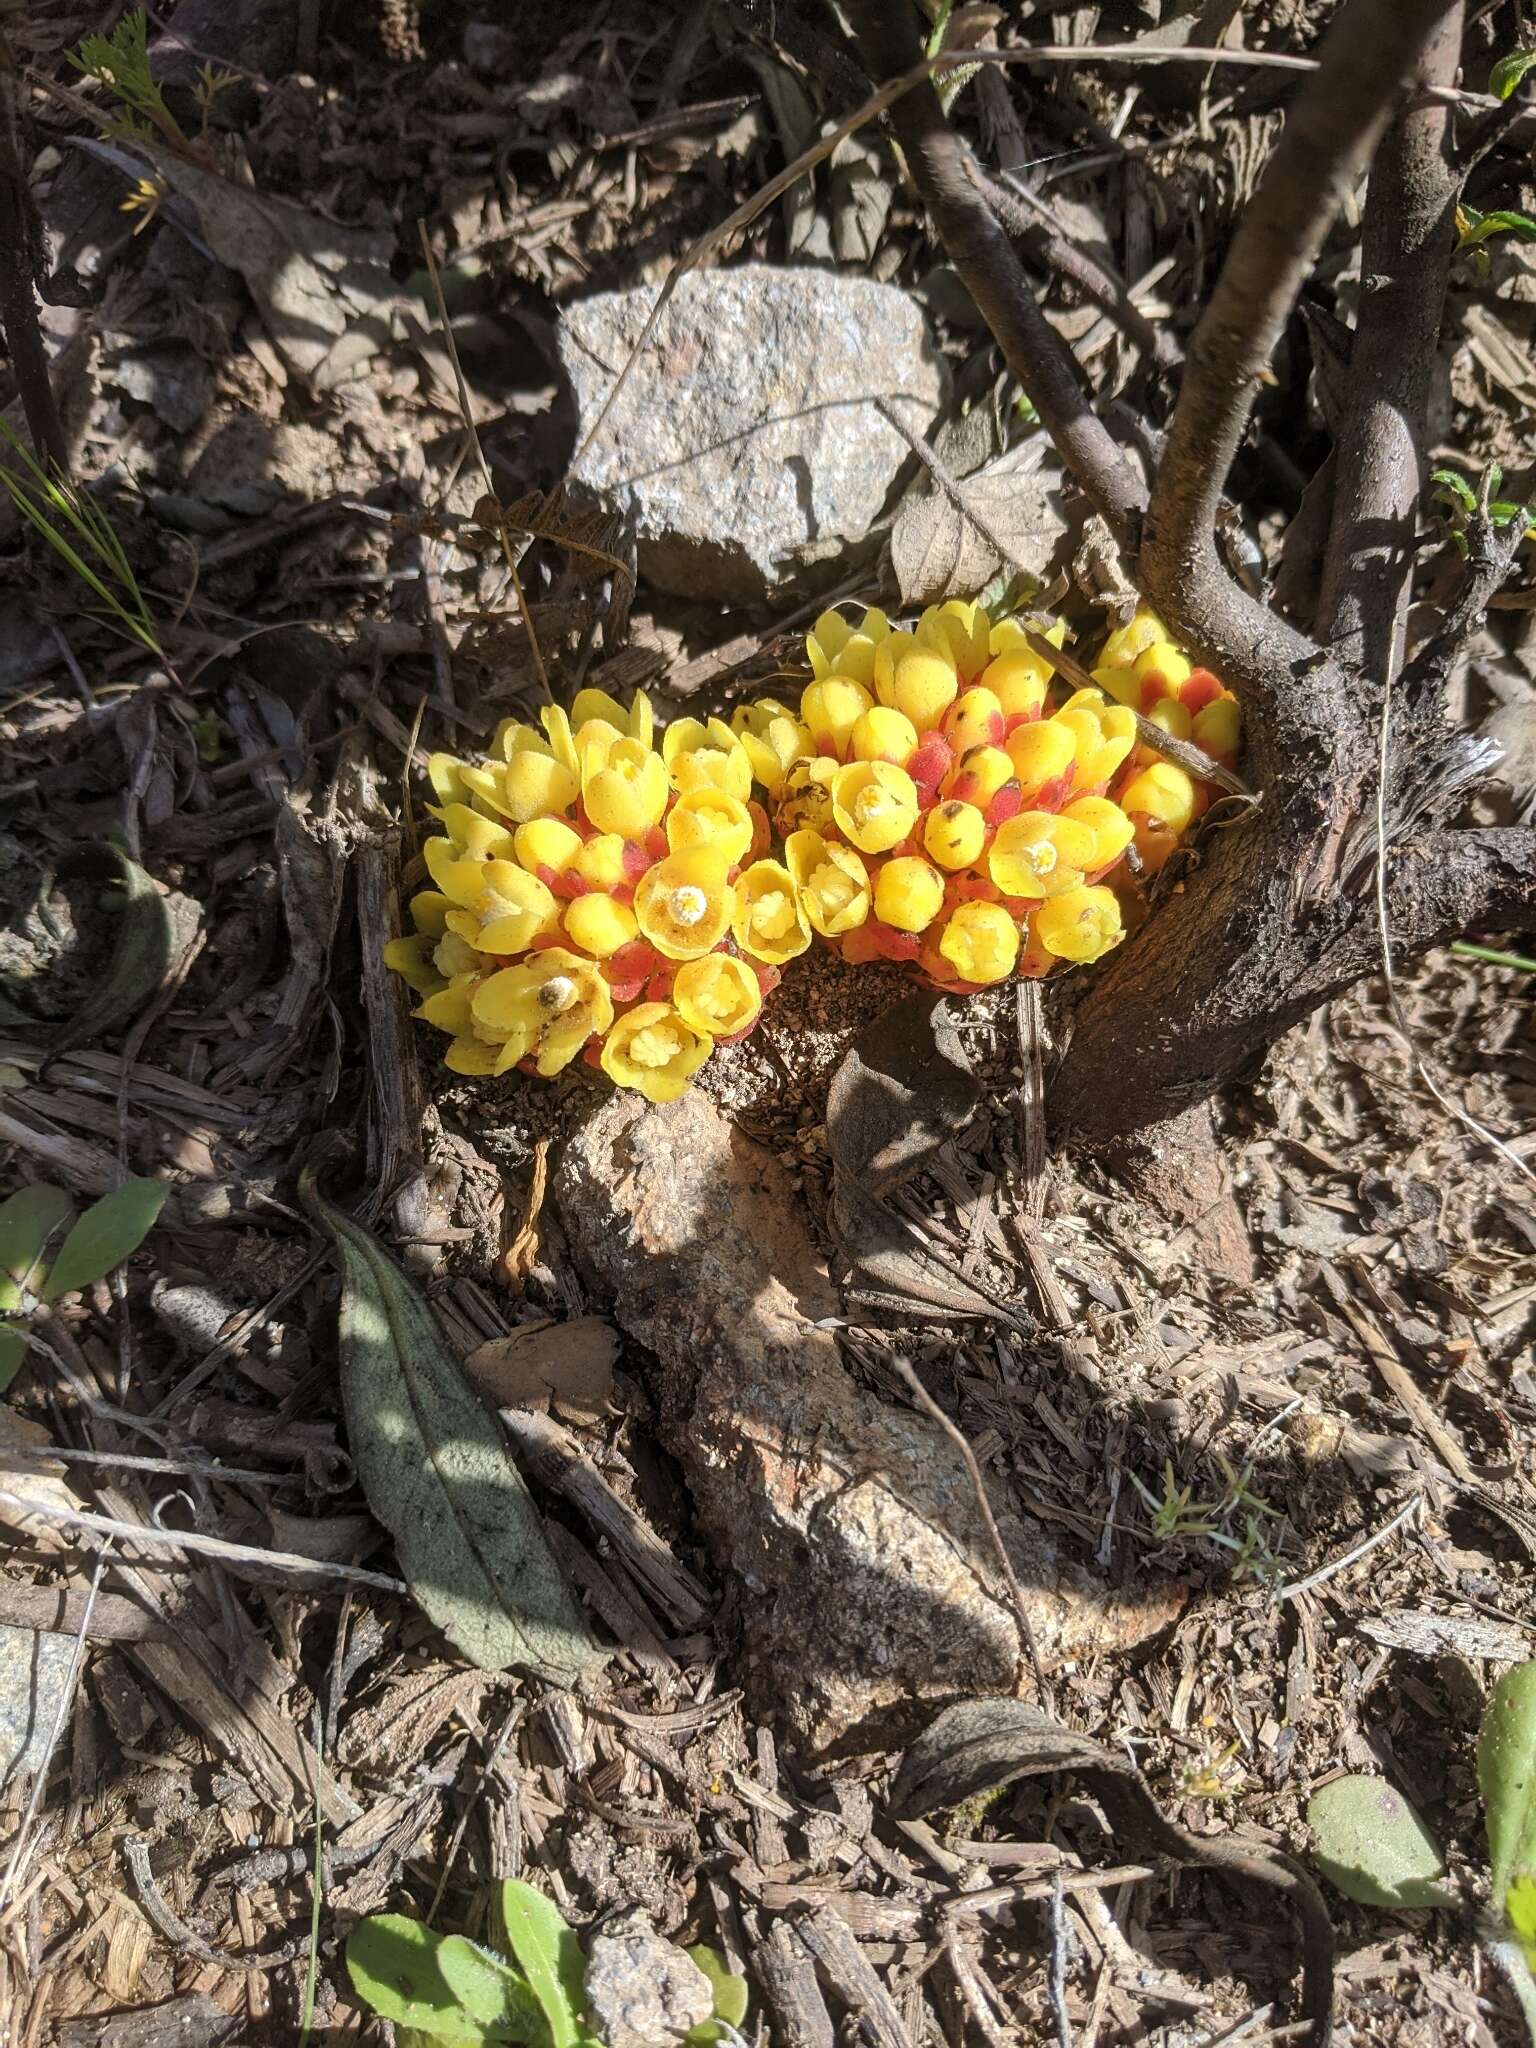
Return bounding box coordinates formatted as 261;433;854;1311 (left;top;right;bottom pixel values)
985;615;1064;720
503;742;580;823
563;893;639;959
917;600;991;683
1132;641;1192;706
672;953;762;1039
922;798;987;871
874;856;944;933
1099;608;1168;669
600;1001;712;1102
583;737;670;839
1005;720;1077;806
1192;694;1241;763
875;647;959;734
989;810;1098;902
1034;885;1124;963
940;745;1016;810
732;700;812;794
666;787;755;865
573;833;629;893
634;848;734;960
785;829;871;937
807;605;889;686
1119;761;1196;874
432;803;518;863
831;760;920;854
801;676;872;757
515;817;584;877
662;716;753;799
1055;699;1136;793
938;900;1020;985
733;858;810;964
942;687;1006;755
849;706;919;765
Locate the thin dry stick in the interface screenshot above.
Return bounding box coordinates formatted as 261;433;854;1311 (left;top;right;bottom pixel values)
124;1836;311;1969
0;1487;408;1594
1279;1491;1420;1601
883;1350;1047;1701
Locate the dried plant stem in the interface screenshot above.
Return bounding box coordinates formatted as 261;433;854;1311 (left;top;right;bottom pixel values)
0;52;67;475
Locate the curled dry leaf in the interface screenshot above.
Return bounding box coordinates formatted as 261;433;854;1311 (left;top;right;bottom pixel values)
299;1166;605;1683
464;1317;620;1423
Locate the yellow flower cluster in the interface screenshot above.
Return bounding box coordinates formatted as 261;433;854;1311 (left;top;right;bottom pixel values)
735;601;1239;991
386;688;791;1102
386;603;1239;1098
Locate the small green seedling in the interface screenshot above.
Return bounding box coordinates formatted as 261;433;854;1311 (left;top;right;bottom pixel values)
1478;1663;1536;2033
0;421;162;654
346;1879;748;2048
1429;465;1533;559
1490;48;1536;101
0;1179;167;1393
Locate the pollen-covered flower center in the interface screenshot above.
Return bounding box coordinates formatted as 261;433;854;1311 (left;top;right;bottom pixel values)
538;974;578;1014
1023;839;1058;877
629;1022;685;1067
853;787;892;831
669;885;709;927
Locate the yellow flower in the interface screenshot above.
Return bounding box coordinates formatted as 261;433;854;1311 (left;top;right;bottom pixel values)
428;803;517;867
1034;885;1124;963
806;606;889;686
1005;720;1077;804
849;706;919;764
427;752;470;805
573;834;629;892
571;686;653;750
1192;694;1241;761
662;717;753;799
984;615;1064;720
1119;761;1196;874
563;893;639;958
938;901;1020;984
1054;694;1136;793
583;736;669;839
634;848;734;959
515;816;584;877
941;687;1005;756
873;638;958;733
1060;796;1134;873
501;734;580;822
409;890;451;938
940;743;1016;810
438;860;559;955
776;756;839;835
1134;641;1193;702
666;787;754;865
875;856;944;933
801;676;872;756
922;798;986;871
785;829;871;936
989;810;1099;901
732;700;813;794
1099;607;1169;669
384;935;444;995
733;859;810;964
917;600;991;683
600;1001;712;1103
472;947;614;1076
673;954;762;1038
831;759;920;854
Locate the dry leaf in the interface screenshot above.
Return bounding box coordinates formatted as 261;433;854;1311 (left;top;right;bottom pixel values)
465;1316;619;1424
889;437;1068;608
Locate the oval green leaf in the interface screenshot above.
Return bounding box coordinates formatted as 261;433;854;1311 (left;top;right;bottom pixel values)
347;1915;489;2040
496;1881;590;2048
42;1179;167;1301
1480;1663;1536;1911
1491;49;1536;99
686;1944;750;2044
1307;1775;1454;1909
0;1185;74;1312
437;1936;547;2041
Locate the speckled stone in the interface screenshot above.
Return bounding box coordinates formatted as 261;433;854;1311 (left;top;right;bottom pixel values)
0;1623;74;1784
559;266;948;601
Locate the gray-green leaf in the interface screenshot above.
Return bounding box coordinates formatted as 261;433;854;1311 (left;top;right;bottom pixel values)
299;1172;604;1681
1307;1775;1455;1909
438;1936;548;2042
0;1185;74;1311
685;1944;750;2044
496;1880;591;2048
42;1179;166;1301
0;1323;29;1394
1480;1662;1536;1906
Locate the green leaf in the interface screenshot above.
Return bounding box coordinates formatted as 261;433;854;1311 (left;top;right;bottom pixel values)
0;1324;29;1395
495;1881;591;2048
1480;1663;1536;1917
1307;1775;1455;1909
42;1179;166;1301
1430;468;1478;514
685;1945;750;2044
438;1938;547;2041
44;845;180;1055
0;1185;74;1312
1459;204;1536;251
347;1917;515;2042
1491;49;1536;99
298;1172;604;1681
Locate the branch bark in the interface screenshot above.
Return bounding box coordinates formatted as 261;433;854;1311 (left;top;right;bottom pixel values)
1142;0;1462;690
0;53;67;474
1313;7;1463;675
843;0;1149;554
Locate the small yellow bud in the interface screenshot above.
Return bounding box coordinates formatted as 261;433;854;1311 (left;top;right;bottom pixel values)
942;687;1005;755
785;829;871;937
807;605;889;686
563;893;639;959
1192;694;1242;760
874;856;945;933
634;848;734;960
1061;796;1134;873
1099;608;1168;669
922;799;986;871
733;858;810;964
849;706;919;764
917;600;991;683
938;901;1020;985
672;954;762;1038
801;676;873;756
875;647;959;734
831;760;920;854
1134;641;1192;698
573;834;628;892
1034;885;1124;963
1005;720;1077;803
515;817;584;876
502;743;579;823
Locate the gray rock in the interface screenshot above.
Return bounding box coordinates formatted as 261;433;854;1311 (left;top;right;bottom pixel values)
0;1623;74;1784
584;1908;714;2048
559;265;948;601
